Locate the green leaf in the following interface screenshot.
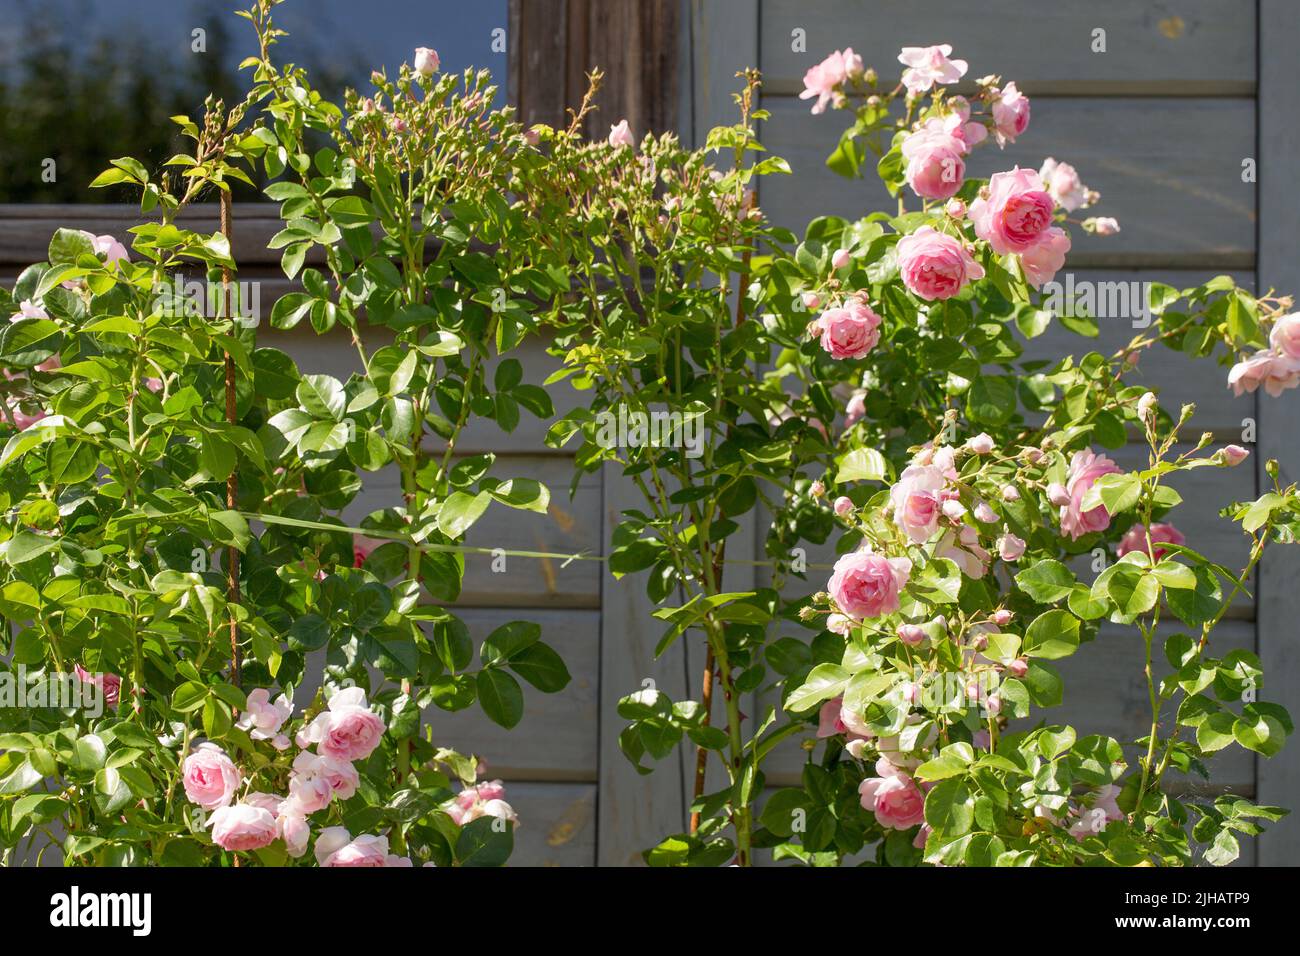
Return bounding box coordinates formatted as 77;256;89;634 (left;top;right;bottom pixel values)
481;621;542;665
784;663;850;714
1015;559;1075;603
509;642;571;693
437;491;491;538
1022;609;1081;660
837;447;889;483
924;778;974;838
296;374;347;420
476;669;524;729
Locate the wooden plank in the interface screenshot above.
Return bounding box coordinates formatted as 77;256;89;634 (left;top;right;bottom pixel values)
1256;0;1300;867
757;96;1256;269
596;464;691;865
346;456;602;608
760;621;1257;794
420;609;598;781
758;0;1256;96
508;782;597;866
689;0;761;148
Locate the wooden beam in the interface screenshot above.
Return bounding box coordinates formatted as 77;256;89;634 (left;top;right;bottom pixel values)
508;0;680;138
1255;0;1300;867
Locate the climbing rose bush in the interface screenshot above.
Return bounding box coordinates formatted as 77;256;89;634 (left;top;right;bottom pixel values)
533;43;1295;867
0;0;564;867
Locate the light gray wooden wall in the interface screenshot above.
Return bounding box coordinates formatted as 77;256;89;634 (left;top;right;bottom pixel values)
685;0;1300;866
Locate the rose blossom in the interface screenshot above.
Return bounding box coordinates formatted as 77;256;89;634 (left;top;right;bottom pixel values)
833;495;854;516
859;771;926;829
315;827;389;867
897;623;926;646
279;810;310;858
973;502;998;524
897;44;968;95
1228;350;1300;397
1220;444;1250;467
1046;482;1070;507
1001;485;1020;502
991;609;1013;626
901;121;968;200
969;167;1055;255
896;226;984;300
937;525;990;579
827;550;912;620
182;742;241;811
809;479;826;498
74;664;121;710
292;750;360;802
447;781;519;827
825;613;853;636
209;803;278;852
1270;312;1300;359
817;697;849;737
298;686;386;762
945;198;966;218
889;463;947;543
800;48;862;113
1060;449;1123;539
10;299;46;320
1137;391;1158;421
802;291;822;310
82;232;129;264
817;299;882;360
413;47;440;76
966;433;994;455
1086;216;1121;235
991;82;1030;145
235;688;292;744
1117;522;1185;561
1038;158;1088;212
845;390;867;427
1019;227;1071;289
832;247;852;270
608;119;635;149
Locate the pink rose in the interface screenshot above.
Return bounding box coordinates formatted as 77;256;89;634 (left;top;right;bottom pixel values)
1038;158;1087;212
1117;522;1185;561
998;533;1026;562
292;750;360;804
831;247;852;270
279;810;310;858
901;121;967;201
827;550;912;621
845;390;866;427
235;687;292;741
800;48;862;114
10;299;47;320
966;433;994;455
802;291;822;310
84;232;130;264
897;44;968;95
969;167;1055;254
817;697;849;737
1220;444;1250;467
1019;227;1071;289
608;119;635;149
896;623;926;646
1087;217;1121;235
299;686;386;762
859;771;926;829
209;803;278;852
825;613;853;636
889;463;947;543
315;827;389;867
413;47;440;76
1060;449;1123;540
809;479;826;498
945;198;966;218
1270;312;1300;360
182;742;241;811
833;495;854;516
991;609;1013;626
896;227;984;301
991;82;1030;145
817;299;882;360
936;525;990;579
1228;351;1300;397
74;664;121;709
1046;482;1071;507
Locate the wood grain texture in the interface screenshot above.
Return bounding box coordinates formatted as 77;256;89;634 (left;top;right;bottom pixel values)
757;97;1256;268
688;0;761;147
758;0;1256;96
1255;0;1300;867
508;782;597;865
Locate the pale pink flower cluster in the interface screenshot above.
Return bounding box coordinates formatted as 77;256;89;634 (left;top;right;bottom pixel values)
1058;448;1123;540
800;48;864;114
968;167;1070;290
815;299;883;360
898;44;967;96
444;778;519;828
182;686;396;862
1228;312;1300;397
1037;786;1125;841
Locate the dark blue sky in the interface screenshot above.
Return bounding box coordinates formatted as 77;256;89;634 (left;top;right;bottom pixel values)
0;0;508;88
